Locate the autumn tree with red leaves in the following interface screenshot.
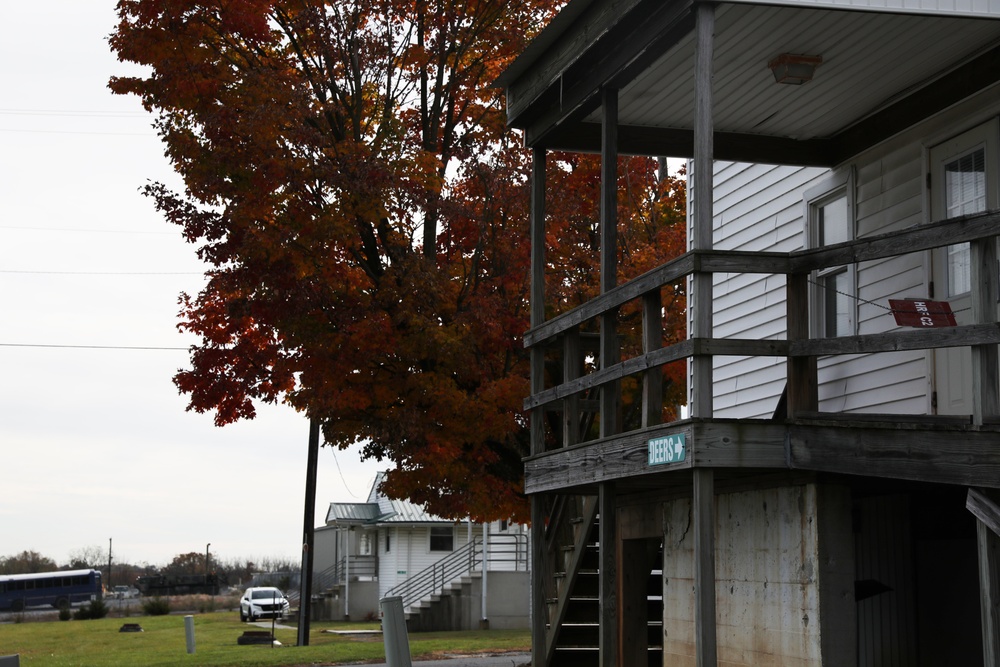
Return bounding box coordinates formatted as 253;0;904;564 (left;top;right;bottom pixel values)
109;0;685;523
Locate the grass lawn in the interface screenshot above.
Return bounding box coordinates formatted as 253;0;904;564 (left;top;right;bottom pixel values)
0;612;531;666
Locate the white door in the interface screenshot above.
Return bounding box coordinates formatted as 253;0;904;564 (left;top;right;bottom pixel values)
929;120;999;415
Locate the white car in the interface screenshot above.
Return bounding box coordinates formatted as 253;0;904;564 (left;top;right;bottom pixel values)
111;585;140;599
239;586;289;622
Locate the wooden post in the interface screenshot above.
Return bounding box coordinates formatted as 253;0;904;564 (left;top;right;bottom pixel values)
787;272;818;416
694;468;717;667
529;147;548;667
564;327;582;447
690;2;714;419
643;290;664;427
969;489;1000;666
599;483;617;667
971;237;999;425
692;7;717;664
978;520;1000;666
296;418;319;646
601;87;620;438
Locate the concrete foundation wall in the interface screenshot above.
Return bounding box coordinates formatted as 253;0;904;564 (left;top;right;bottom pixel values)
476;571;531;630
663;483;849;666
312;581;380;622
405;571;530;632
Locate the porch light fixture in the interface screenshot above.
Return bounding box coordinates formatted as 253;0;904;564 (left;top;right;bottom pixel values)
768;53;823;85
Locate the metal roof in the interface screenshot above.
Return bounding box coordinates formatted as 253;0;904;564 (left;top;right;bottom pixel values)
324;502;381;523
324;472;464;526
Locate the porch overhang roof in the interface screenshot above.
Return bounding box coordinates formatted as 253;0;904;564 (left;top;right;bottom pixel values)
498;0;1000;167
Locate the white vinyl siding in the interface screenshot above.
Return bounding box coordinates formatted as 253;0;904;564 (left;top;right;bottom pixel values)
711;162;827;418
377;525;475;599
839;140;928;414
710;115;942;417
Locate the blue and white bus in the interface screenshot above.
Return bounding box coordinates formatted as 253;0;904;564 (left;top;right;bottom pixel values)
0;569;102;611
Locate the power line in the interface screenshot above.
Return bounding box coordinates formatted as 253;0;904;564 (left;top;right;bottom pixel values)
0;108;153;137
0;109;148;118
0;270;201;276
328;447;363;500
0;225;176;235
0;343;188;351
0;127;152;137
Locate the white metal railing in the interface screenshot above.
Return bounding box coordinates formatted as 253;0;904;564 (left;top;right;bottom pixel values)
384;532;528;611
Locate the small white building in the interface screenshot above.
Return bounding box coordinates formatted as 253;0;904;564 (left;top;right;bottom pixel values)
312;472;530;631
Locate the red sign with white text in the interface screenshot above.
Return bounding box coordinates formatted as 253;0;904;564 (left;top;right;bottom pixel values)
889;299;957;328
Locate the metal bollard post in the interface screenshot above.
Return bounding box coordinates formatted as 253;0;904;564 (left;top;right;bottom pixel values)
380;596;412;667
184;615;196;654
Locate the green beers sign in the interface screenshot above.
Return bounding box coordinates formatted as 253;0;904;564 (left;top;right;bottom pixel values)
648;433;686;465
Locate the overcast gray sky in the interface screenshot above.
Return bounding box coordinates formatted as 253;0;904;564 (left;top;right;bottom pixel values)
0;1;382;568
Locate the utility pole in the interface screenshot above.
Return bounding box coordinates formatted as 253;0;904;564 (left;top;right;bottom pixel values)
297;418;319;647
108;538;113;589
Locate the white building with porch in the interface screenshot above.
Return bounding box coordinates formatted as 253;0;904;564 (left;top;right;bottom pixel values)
312;472;530;631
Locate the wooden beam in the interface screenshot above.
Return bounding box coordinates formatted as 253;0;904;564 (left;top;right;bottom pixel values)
599;483;618;667
971;235;999;425
563;328;582;447
969;488;1000;538
524;325;1000;412
530;148;546;328
830;43;1000;165
787;272;818;416
525;339;789;411
531;497;548;667
694;467;717;667
601;88;620;439
787;424;1000;488
792;209;1000;273
643;289;664;427
523;418;1000;495
523;209;1000;349
791;323;1000;356
515;0;696;147
524;253;696;347
978;520;1000;667
530;149;547;457
690;1;714;422
523;420;789;494
536;122;837;166
503;0;660;125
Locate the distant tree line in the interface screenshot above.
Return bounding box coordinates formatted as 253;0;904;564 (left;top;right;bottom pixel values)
0;548;297;592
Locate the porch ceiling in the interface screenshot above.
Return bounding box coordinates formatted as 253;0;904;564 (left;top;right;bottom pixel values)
502;0;1000;166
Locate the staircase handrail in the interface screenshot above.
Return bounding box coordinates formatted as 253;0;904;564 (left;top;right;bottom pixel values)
384;537;484;609
312;554;379;594
312;560;344;595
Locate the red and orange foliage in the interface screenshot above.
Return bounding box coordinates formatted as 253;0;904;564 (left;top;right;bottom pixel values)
109;0;685;523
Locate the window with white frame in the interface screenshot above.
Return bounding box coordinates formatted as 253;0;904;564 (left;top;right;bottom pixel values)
807;177;855;338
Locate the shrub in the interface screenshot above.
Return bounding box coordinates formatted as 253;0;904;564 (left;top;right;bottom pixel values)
58;608;72;621
73;598;109;620
142;597;171;616
88;598;109;619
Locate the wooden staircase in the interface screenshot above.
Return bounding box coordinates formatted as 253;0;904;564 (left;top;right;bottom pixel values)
543;495;664;667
